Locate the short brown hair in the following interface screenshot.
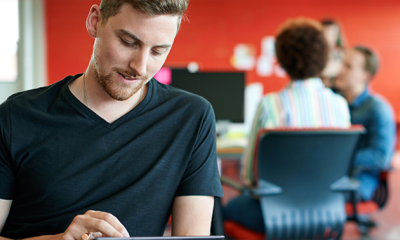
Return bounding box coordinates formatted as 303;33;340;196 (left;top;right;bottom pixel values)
99;0;189;31
354;46;379;79
275;17;328;80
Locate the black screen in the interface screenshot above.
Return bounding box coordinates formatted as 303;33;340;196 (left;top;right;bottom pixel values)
170;69;245;123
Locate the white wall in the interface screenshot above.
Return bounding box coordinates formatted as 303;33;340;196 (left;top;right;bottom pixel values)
0;0;46;103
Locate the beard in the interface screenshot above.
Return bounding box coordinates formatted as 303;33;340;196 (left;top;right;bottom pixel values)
94;66;149;101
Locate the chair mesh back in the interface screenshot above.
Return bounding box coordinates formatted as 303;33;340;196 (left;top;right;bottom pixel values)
256;130;361;239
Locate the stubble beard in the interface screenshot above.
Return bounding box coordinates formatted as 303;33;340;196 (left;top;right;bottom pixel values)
94;66;149;101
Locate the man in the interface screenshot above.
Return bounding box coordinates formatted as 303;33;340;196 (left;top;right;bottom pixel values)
335;46;396;201
0;1;222;239
223;17;350;233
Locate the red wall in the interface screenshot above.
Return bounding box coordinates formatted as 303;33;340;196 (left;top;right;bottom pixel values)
45;0;400;118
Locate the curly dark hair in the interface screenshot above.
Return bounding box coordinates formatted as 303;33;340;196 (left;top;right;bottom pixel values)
275;18;328;80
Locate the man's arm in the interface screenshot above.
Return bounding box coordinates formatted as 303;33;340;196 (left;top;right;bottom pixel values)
354;104;396;170
0;199;12;236
171;196;214;236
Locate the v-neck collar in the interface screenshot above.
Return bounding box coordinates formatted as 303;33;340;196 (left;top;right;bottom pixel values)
62;74;153;130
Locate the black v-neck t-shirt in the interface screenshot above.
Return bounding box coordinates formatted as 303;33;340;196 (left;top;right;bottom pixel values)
0;74;222;238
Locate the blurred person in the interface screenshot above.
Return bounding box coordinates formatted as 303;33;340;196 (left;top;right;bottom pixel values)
223;17;350;233
321;19;346;88
335;46;396;201
0;1;223;239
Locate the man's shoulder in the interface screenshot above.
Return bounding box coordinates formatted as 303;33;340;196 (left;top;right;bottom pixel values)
0;76;76;124
3;75;73;107
6;85;53;104
152;79;212;110
367;92;394;115
353;92;395;125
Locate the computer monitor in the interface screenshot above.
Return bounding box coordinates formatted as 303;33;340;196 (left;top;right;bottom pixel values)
170;69;245;123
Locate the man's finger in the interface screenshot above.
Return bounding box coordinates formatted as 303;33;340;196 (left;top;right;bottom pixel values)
84;210;130;237
71;213;127;238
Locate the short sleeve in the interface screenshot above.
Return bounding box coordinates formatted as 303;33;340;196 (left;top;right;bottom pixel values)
0;100;16;200
175;103;223;197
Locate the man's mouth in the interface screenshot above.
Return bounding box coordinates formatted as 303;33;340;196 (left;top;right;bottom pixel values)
118;72;135;80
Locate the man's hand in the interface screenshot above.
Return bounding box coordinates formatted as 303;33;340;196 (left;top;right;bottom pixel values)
0;210;130;240
59;210;130;240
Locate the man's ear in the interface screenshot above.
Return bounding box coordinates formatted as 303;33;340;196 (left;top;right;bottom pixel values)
86;5;102;38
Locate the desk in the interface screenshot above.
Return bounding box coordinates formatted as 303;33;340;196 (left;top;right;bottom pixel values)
217;147;243;206
216;137;246;159
217;147;244;159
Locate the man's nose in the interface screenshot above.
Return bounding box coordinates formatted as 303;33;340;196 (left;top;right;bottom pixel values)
129;50;148;77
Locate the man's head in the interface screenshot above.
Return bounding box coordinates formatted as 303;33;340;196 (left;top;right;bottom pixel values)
335;46;378;94
275;17;328;80
100;0;188;33
86;0;188;101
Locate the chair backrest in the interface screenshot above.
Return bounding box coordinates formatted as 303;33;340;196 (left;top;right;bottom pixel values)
253;126;364;240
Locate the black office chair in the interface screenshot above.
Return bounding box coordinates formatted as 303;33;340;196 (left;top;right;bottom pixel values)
221;126;365;240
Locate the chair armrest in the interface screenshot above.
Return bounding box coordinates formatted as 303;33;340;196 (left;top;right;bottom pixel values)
220;176;250;194
330;176;360;192
220;177;282;196
252;179;282;196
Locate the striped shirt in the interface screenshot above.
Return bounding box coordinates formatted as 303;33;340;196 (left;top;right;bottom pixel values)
242;78;351;185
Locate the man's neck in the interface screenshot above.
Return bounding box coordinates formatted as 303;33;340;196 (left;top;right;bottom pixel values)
342;86;366;105
89;84;147;123
68;69;148;123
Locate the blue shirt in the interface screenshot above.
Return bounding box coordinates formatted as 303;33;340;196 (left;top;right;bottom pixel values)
349;89;396;200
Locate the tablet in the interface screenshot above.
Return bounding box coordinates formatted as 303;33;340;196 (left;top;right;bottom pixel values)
95;236;224;240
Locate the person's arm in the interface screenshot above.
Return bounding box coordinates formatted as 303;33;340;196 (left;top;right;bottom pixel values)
354;103;396;170
241;99;268;185
171;196;214;236
0;209;129;240
0;199;12;238
171;102;221;236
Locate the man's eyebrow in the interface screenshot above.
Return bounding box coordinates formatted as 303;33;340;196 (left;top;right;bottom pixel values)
119;29;172;49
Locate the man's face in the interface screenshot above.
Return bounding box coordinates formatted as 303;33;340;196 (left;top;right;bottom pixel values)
92;3;178;101
335;49;369;93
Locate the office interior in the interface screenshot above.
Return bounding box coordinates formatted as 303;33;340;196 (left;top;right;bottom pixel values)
1;0;400;239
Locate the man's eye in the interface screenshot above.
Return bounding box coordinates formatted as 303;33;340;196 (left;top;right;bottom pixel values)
152;50;162;56
120;38;135;46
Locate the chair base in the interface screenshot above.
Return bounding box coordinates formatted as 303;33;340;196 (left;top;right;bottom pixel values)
345;201;379;215
346;202;379;235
